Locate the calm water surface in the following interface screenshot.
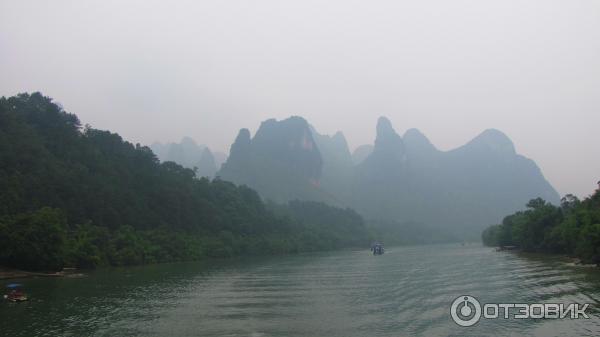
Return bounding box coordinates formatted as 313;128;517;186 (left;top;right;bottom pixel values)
2;244;600;337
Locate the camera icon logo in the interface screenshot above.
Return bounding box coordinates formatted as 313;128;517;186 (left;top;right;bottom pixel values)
450;295;482;327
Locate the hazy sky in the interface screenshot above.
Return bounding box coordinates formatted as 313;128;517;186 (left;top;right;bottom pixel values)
1;0;599;198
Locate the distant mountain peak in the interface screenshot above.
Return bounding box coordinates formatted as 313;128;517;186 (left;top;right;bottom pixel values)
200;147;214;159
376;116;395;137
332;131;346;142
465;128;515;155
478;128;510;139
235;128;251;143
180;136;197;146
150;136;216;177
309;126;348;146
218;116;325;202
327;131;350;152
260;116;308;129
352;144;374;164
403;128;425;139
195;147;217;178
373;116;405;159
404;128;437;153
229;128;252;158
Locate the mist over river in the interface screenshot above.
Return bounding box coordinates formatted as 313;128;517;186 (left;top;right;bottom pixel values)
2;244;600;337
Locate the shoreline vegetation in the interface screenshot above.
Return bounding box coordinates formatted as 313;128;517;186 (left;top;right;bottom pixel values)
0;267;84;280
482;191;600;266
0;93;371;273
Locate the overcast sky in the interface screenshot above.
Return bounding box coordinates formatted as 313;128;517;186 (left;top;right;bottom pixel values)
1;0;599;197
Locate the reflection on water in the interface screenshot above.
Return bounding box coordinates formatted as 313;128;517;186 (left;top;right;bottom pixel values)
1;244;600;337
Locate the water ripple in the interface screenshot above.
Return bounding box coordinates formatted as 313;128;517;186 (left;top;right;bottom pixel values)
2;245;600;337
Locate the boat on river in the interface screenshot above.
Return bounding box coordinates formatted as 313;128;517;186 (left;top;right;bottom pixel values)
4;284;28;302
371;242;385;255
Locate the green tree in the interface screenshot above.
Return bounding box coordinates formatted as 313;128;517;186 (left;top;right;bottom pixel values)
0;92;370;271
576;224;600;265
482;188;600;265
0;207;67;271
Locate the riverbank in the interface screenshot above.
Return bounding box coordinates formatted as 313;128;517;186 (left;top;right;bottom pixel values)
563;257;598;268
491;246;599;268
0;267;82;280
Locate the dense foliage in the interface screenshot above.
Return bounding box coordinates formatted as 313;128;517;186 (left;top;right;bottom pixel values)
0;93;369;271
268;200;369;250
482;192;600;264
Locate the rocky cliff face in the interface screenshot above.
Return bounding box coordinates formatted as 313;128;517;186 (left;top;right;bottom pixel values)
218;117;334;203
349;119;560;236
250;117;322;182
356;117;408;184
217;115;561;237
311;128;354;202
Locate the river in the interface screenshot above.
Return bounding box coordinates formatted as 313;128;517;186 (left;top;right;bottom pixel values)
1;244;600;337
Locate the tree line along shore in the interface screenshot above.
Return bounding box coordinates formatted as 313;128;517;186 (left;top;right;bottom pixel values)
0;93;370;272
482;191;600;265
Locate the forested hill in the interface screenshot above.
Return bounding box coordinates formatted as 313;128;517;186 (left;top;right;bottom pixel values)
0;93;369;271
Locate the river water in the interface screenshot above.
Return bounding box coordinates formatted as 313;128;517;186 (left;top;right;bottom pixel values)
1;244;600;337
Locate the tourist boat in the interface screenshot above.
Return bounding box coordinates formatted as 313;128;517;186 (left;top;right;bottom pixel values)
4;284;28;302
371;242;385;255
